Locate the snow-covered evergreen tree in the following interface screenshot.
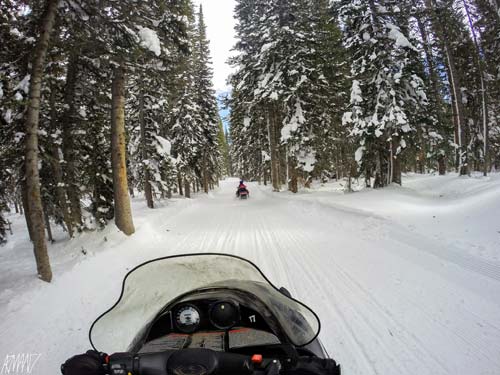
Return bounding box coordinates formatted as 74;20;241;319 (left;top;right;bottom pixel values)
475;0;500;169
230;0;349;190
171;70;204;198
126;1;191;208
340;0;429;186
193;5;222;192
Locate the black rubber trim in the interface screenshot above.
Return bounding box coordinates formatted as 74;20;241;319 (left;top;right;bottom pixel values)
88;253;322;350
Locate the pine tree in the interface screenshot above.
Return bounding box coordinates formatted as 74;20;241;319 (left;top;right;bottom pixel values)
470;0;500;172
23;0;59;282
424;0;476;175
309;0;350;185
229;0;276;188
127;0;191;208
340;0;429;187
410;0;451;175
81;0;191;232
230;0;350;190
193;5;221;193
0;1;34;235
171;12;204;198
170;3;222;197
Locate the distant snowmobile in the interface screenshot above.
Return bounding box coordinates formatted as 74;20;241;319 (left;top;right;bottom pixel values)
237;180;250;199
62;254;341;375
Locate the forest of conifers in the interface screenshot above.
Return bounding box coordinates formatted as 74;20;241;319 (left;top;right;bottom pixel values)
229;0;499;191
1;0;227;281
0;0;499;282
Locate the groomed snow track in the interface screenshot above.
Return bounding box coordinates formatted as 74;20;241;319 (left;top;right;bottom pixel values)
1;177;499;375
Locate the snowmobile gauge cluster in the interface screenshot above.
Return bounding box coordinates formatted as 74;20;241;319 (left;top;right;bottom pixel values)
138;290;283;353
174;300;240;333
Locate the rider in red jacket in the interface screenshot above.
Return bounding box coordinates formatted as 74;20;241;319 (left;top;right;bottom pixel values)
236;180;249;197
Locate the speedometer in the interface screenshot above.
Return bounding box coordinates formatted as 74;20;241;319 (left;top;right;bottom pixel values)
175;305;201;333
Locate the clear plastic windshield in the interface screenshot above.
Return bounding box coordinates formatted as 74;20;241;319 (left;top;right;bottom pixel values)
90;254;320;353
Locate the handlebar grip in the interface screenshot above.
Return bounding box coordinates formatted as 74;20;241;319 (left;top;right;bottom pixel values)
108;353;134;375
108;352;176;375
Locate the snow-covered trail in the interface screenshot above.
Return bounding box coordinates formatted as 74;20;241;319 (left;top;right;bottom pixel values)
1;177;500;375
165;180;500;375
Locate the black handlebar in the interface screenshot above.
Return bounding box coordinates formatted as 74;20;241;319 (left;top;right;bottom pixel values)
106;349;341;375
108;349;254;375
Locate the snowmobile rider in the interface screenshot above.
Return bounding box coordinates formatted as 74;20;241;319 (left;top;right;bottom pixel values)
61;350;341;374
236;179;249;197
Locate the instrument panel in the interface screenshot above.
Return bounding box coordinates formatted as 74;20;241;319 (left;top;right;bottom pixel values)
146;296;275;343
173;300;240;333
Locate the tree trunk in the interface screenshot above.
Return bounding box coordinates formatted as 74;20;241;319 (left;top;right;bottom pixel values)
23;0;58;282
462;0;489;176
49;84;73;236
61;51;82;229
417;131;426;174
285;148;289;187
347;160;353;192
288;157;298;193
438;154;446;175
373;148;384;189
446;43;469;175
267;109;280;192
14;201;19;214
391;140;402;185
426;0;468;175
202;152;209;194
139;87;154;208
184;178;191;198
177;172;184;196
111;64;135;236
21;181;34;241
278;145;285;186
43;203;53;243
258;133;264;185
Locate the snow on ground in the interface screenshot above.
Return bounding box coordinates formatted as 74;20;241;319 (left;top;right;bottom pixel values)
1;174;500;375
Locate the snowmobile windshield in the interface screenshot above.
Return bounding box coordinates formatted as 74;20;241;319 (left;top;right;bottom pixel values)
89;254;320;353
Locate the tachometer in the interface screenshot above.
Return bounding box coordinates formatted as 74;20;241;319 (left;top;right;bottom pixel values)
175;305;201;333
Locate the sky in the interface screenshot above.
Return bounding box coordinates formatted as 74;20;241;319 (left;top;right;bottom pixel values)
193;0;237;93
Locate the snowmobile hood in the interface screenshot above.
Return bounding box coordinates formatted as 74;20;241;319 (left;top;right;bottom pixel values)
89;253;321;353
